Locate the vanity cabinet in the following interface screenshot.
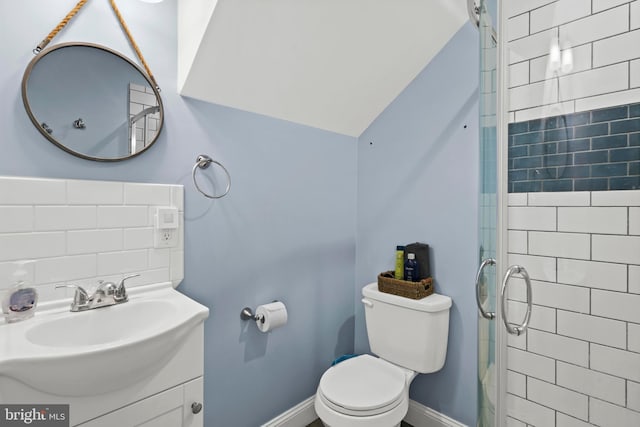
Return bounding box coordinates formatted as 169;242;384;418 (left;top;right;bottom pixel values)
78;377;203;427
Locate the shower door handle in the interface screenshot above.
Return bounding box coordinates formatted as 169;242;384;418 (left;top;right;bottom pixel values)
500;265;532;336
475;258;496;320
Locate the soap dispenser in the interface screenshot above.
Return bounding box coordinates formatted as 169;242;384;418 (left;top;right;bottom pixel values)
2;268;38;323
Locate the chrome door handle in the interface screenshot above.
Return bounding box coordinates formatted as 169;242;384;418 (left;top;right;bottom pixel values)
500;265;532;336
475;258;496;320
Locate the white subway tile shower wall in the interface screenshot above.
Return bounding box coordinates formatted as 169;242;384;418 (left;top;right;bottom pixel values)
508;1;640;122
0;176;184;303
506;190;640;426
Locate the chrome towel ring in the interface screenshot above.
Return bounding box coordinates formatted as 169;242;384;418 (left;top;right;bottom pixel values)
192;154;231;199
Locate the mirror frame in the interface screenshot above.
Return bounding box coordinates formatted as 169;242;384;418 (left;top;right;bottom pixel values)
21;42;164;162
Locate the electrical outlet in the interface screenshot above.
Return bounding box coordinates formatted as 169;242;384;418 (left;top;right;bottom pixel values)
154;229;178;248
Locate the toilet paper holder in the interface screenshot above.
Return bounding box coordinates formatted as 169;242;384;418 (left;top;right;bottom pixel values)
240;307;265;324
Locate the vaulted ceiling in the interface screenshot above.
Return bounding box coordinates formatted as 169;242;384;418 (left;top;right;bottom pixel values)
178;0;468;137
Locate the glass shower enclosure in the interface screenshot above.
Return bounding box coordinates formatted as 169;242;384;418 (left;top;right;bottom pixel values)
476;0;640;426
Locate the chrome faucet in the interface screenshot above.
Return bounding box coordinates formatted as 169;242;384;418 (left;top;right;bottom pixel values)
56;274;140;312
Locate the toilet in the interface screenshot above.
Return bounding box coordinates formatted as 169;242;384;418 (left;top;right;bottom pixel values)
314;282;452;427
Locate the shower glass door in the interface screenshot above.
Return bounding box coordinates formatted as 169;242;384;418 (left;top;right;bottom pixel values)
479;0;640;426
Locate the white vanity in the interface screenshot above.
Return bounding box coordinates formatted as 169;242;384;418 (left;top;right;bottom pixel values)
0;282;209;427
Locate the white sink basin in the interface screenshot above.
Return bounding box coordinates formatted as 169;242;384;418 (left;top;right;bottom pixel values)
0;283;209;396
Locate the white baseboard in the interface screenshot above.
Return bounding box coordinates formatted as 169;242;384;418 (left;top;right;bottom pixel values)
261;396;467;427
404;399;468;427
261;395;318;427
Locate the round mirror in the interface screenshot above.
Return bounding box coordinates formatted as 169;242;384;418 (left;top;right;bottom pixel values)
22;42;164;161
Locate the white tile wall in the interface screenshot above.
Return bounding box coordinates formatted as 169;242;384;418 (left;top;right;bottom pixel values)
507;189;640;426
507;2;639;122
0;176;184;304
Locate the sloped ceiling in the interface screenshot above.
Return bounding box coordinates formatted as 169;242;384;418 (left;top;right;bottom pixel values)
178;0;468;137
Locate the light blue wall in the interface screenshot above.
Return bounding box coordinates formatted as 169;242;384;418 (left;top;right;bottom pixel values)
0;1;356;426
355;24;480;426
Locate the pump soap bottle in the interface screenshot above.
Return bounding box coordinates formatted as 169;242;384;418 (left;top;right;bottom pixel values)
2;268;38;323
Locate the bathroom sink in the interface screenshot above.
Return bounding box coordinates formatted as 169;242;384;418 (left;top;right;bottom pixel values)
0;283;209;396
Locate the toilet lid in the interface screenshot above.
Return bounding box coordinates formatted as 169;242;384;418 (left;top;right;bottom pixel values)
318;355;407;415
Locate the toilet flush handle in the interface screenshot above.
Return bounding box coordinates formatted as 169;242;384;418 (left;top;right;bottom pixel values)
361;298;373;308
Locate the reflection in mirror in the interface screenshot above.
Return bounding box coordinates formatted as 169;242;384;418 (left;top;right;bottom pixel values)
22;43;163;161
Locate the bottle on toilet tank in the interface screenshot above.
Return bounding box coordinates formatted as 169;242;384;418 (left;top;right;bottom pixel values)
404;253;419;282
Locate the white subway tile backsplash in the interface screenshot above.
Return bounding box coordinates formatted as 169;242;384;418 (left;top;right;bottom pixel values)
593;0;634;13
633;1;640;30
149;248;171;269
507;370;527;398
592;289;640;323
558;207;627;234
0;177;66;205
590;397;640;427
575;87;640;113
124;228;154;250
594;29;640;67
631;265;640;294
171;186;184;212
510;79;558;111
507;0;556;20
628;380;640;411
508;206;556;230
529;44;592;84
0;206;33;233
529;231;590;259
560;5;629;47
171;250;184;284
124;183;172;206
509;62;530;88
0;232;66;261
632;59;640;88
508;14;530;42
592;189;640;206
34;254;97;285
629;323;640;353
97;250;148;276
508;193;528;206
558;62;629;101
630;207;640;235
508;230;528;254
592;235;640;264
508;347;556;382
508;254;557;282
507;394;556;427
67;180;123;205
0;261;35;290
67;229;123;255
514;100;576;122
528;191;591;207
509;28;558;65
97;206;149;228
557;310;626;348
591;344;640;382
34;206;97;231
556;413;593;427
527;377;589;420
557;361;626;406
530;0;591;34
528;329;589;366
557;258;627;291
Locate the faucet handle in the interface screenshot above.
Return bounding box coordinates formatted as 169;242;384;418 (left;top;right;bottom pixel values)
115;274;140;301
55;284;89;311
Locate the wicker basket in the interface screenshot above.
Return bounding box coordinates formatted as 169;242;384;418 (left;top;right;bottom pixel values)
377;271;433;300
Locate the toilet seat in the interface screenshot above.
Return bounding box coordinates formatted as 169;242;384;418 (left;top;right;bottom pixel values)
317;355;407;417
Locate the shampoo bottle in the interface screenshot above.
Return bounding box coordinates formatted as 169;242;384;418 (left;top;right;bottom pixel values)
404;253;419;282
394;245;405;280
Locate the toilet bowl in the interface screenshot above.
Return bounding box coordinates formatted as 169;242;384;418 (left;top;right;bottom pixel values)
314;354;416;427
314;282;452;427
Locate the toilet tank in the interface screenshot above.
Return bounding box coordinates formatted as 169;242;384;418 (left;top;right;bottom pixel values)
362;282;452;373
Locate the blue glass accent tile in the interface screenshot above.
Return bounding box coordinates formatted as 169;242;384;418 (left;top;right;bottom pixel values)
508;122;529;135
630;103;640;117
630;133;640;146
508;135;514;147
540;116;560;130
592;106;628;122
565;112;590;126
544;153;573;167
509;146;529;158
592;134;628;150
529;119;543;131
575;123;609;138
566;139;591;152
558;165;590;178
630;161;640;175
529;168;557;180
509;170;529;182
574;150;608;165
513;181;542;192
575;178;609;191
513;132;543;145
610;118;640;134
610;147;640;162
544;127;574;142
591;163;628;177
543;180;573;191
610;176;640;190
514;156;543;169
529;142;557;156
